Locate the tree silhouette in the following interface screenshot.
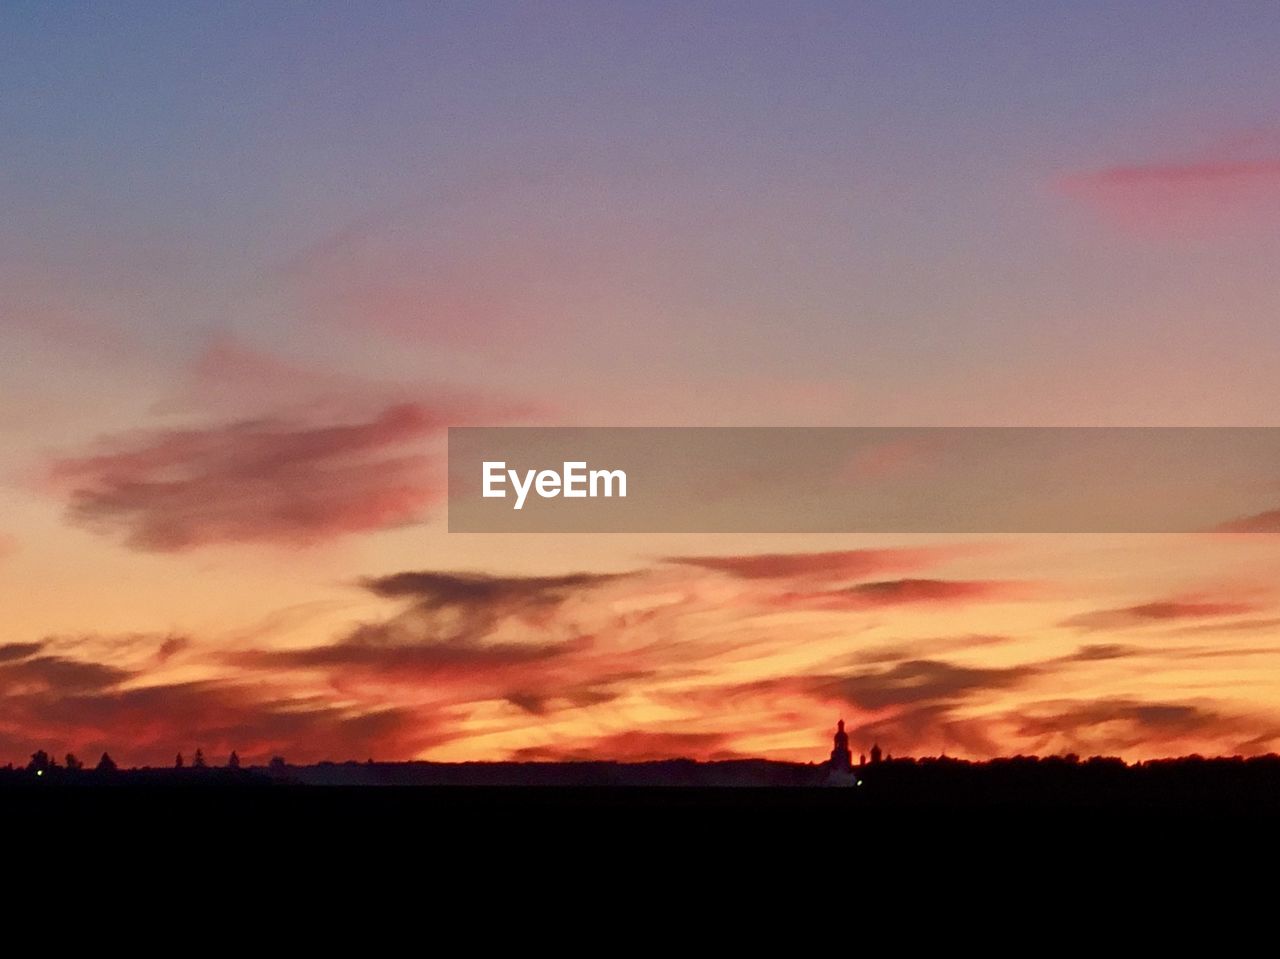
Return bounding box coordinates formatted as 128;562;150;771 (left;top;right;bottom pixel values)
228;751;240;769
175;752;184;768
64;753;83;771
193;748;206;769
268;756;287;771
27;750;51;774
96;752;117;772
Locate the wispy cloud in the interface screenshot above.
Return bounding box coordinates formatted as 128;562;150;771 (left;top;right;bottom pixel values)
0;639;446;766
1057;150;1280;232
811;658;1036;711
1060;598;1260;632
6;548;1280;765
663;547;967;582
773;578;1034;610
46;404;453;550
1065;159;1280;188
1011;698;1280;757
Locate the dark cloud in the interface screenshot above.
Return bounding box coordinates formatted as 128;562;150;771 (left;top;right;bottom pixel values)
1069;643;1139;662
1061;600;1259;632
226;568;654;722
364;569;620;607
0;641;45;663
155;635;189;663
816;659;1035;711
776;578;1030;611
1015;699;1216;740
350;569;624;647
0;655;132;694
45;403;456;551
663;548;958;581
1062;641;1280;665
848;704;1003;758
1011;698;1280;756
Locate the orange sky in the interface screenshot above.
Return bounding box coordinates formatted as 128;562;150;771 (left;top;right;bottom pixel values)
4;5;1280;767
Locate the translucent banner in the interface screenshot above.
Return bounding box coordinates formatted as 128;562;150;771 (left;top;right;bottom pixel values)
448;427;1280;533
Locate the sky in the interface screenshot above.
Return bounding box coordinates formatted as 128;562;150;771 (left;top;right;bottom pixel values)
3;2;1280;766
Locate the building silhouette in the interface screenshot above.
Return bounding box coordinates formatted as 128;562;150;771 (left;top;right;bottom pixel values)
829;719;853;772
825;719;882;785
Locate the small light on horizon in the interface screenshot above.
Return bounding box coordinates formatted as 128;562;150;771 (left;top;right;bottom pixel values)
36;770;43;777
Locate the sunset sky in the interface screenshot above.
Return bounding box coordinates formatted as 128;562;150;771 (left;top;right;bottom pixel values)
4;3;1280;766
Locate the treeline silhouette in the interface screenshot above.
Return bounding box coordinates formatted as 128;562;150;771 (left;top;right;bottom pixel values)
841;753;1280;810
5;748;287;787
5;749;1280;808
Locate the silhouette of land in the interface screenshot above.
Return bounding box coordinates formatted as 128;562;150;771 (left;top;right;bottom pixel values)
7;726;1280;858
9;750;1280;873
8;752;1280;810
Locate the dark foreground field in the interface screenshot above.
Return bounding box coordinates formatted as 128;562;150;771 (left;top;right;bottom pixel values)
6;756;1280;847
6;772;1279;900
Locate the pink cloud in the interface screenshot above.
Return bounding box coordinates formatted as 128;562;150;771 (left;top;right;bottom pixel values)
1057;154;1280;233
46;404;453;551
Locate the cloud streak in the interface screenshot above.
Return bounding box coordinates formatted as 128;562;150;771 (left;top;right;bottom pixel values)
1011;698;1280;757
774;578;1033;611
663;547;965;582
1061;599;1260;632
46;404;452;550
1058;153;1280;232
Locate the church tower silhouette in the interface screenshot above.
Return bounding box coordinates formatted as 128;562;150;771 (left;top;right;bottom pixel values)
829;719;853;773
